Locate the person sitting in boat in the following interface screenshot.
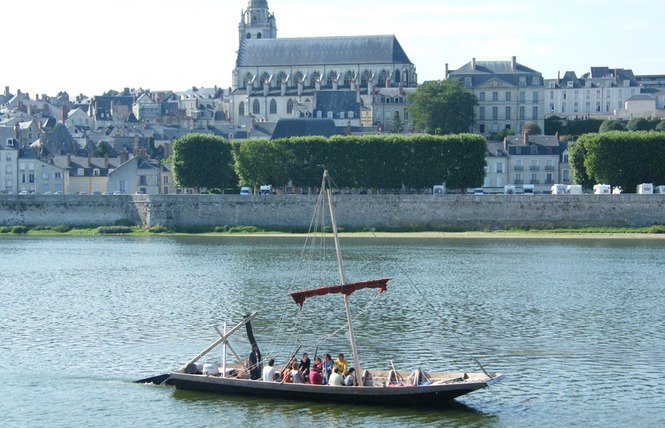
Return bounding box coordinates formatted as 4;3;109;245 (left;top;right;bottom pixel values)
322;354;334;383
328;367;343;386
299;352;311;382
262;358;276;382
248;343;262;380
290;360;305;383
309;364;324;385
334;353;348;376
343;368;357;386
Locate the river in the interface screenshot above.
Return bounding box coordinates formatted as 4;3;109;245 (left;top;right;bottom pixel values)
1;235;664;427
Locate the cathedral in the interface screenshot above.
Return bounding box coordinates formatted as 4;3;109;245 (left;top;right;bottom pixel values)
228;0;418;136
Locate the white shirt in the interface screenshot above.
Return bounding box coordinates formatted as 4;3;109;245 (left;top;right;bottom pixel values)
262;365;275;382
328;371;343;386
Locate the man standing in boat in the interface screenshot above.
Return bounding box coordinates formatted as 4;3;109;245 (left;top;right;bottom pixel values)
248;343;262;380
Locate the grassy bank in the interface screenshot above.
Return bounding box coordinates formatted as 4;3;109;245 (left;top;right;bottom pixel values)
2;223;665;237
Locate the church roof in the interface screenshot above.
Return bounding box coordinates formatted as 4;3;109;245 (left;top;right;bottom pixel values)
237;35;412;67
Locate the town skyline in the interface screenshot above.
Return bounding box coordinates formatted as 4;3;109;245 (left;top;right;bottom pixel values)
3;0;663;98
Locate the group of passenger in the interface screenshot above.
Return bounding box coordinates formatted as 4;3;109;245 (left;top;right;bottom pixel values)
255;349;358;386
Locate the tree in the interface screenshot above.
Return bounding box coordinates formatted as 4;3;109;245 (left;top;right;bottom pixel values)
599;119;626;133
656;120;665;132
172;134;236;191
523;121;542;135
568;140;592;189
407;80;477;134
389;111;405;133
626;117;653;131
102;89;120;96
92;141;112;157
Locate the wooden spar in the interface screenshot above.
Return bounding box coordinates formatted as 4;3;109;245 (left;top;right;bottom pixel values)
323;170;364;386
179;311;258;371
214;325;249;373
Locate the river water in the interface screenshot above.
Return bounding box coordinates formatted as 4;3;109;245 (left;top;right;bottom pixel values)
1;235;664;427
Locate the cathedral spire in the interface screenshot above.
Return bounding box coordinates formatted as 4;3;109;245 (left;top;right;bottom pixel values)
239;0;277;46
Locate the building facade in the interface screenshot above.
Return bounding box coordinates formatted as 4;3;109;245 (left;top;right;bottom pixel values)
447;57;545;137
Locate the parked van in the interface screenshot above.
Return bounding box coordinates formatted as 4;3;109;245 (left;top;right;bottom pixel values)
240;186;252;195
523;184;535;195
593;184;612;195
551;184;567;194
259;185;273;195
637;183;654;194
504;184;516;194
656;185;665;194
567;185;583;194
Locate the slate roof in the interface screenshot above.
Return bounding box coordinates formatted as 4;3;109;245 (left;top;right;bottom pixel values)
270;119;342;140
315;91;360;116
237;35;412;67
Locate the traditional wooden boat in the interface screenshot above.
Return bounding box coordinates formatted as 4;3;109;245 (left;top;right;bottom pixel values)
140;170;503;405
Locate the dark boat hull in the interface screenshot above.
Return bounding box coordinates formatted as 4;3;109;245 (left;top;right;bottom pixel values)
170;373;497;406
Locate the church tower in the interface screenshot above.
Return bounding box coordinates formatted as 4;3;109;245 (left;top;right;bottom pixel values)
238;0;277;46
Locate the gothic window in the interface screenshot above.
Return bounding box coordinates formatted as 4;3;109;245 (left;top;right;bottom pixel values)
253;99;260;115
326;71;337;87
261;72;270;86
257;33;262;39
276;72;287;85
394;70;401;84
269;99;277;114
361;70;370;86
403;71;409;86
239;102;245;116
287;99;294;114
343;71;353;87
246;33;251;39
244;73;254;89
378;70;388;87
310;71;321;87
294;71;304;87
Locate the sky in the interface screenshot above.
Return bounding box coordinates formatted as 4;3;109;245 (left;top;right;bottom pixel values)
2;0;663;98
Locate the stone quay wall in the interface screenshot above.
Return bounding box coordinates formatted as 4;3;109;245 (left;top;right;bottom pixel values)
1;194;665;230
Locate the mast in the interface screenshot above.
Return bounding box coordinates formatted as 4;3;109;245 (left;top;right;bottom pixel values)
323;170;363;386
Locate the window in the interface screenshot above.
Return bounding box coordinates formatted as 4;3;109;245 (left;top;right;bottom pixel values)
252;99;260;115
163;176;169;184
519;92;525;102
506;92;511;101
519;77;526;87
492;92;498;101
479;92;485;101
327;71;337;87
77;168;85;176
140;176;147;186
496;162;504;173
533;92;538;102
361;70;370;86
269;99;277;114
505;106;511;120
344;71;353;87
239;102;245;116
519;106;525;120
479;106;485;120
532;106;538;119
93;169;100;176
378;70;388;87
492;106;498;120
310;71;320;87
286;99;294;114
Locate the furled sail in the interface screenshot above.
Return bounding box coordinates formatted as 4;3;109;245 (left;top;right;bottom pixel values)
290;278;391;307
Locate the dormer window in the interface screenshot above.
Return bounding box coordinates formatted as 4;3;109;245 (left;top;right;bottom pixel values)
93;169;100;176
77;168;85;176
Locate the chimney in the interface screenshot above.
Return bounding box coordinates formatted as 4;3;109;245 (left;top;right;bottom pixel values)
120;148;129;164
104;154;109;168
398;82;403;96
523;130;529;145
67;154;71;166
88;155;92;167
444;63;449;79
471;58;476;70
511;56;517;70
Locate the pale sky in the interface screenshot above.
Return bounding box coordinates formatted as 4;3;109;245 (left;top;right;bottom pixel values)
3;0;663;97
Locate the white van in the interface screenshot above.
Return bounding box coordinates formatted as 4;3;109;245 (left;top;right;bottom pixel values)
433;185;446;195
593;184;612;195
523;184;535;195
567;185;583;194
551;184;567;194
637;183;653;194
656;185;665;194
240;186;251;195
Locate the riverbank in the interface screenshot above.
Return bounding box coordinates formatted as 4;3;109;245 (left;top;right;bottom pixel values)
3;223;665;239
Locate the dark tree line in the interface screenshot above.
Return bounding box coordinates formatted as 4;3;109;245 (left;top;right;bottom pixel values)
173;134;487;192
570;131;665;192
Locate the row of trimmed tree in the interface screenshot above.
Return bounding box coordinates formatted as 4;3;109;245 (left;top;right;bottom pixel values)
172;134;487;192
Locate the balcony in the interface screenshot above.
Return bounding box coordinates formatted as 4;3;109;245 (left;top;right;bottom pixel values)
513;166;524;171
530;166;540;171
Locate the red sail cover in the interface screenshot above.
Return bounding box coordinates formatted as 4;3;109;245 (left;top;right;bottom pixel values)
290;278;390;307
